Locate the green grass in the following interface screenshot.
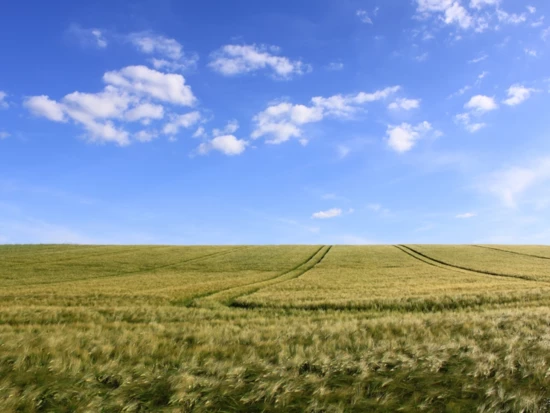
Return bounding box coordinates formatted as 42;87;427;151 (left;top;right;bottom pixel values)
1;244;550;412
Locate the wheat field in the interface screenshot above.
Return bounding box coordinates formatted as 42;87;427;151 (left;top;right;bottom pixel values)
1;244;549;412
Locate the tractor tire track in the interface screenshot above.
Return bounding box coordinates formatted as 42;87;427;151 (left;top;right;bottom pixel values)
229;245;333;308
186;246;331;308
473;245;550;260
396;245;543;283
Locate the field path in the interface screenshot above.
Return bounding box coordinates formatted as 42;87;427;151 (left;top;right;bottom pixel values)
472;245;550;260
190;245;332;308
396;245;545;283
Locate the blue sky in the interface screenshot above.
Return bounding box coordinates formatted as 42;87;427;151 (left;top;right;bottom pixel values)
1;0;550;244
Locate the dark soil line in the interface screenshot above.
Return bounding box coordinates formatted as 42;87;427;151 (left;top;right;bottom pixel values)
398;245;540;283
14;247;248;288
393;245;466;273
181;246;327;307
227;246;333;307
472;245;550;260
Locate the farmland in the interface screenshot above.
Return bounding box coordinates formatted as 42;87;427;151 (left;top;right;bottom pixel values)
0;245;549;412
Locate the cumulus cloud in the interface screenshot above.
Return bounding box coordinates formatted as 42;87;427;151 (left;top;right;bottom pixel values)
454;113;486;133
198;135;248;156
24;66;198;145
455;95;497;132
252;86;400;144
24;95;67;122
464;95;498;113
503;85;537;106
496;9;527;25
386;121;433;153
209;44;309;79
456;212;477;218
213;119;239;137
134;130;159;142
128;32;198;71
192;126;207;138
312;208;342;219
104;65;196;106
0;91;8;109
162;111;201;136
388;98;421;110
416;0;531;32
124;102;164;122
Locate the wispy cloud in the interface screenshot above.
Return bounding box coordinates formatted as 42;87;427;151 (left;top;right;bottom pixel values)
209;44;309;79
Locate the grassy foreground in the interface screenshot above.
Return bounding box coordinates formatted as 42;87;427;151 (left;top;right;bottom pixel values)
0;245;549;412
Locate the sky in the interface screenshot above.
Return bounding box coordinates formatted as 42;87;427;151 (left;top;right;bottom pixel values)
1;0;550;245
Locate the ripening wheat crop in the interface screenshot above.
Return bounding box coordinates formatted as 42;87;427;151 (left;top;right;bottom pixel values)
1;244;549;412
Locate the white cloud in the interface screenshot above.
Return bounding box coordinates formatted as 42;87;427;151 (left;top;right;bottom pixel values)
418;0;533;32
134;130;158;142
252;86;400;144
198;135;248;156
456;212;477;218
24;65;199;146
192;126;207;138
209;44;309;78
213;119;239;137
128;32;183;60
543;27;550;41
496;9;527;25
0;91;8;109
124;102;164;122
444;2;472;28
63;86;132;119
67;24;108;48
468;54;488;63
326;62;344;71
163;111;201;135
0;131;9;139
312;208;342;219
527;6;536;14
470;0;500;9
128;32;198;71
455;113;486;133
24;95;67;122
416;0;473;29
82;121;130;145
503;85;537;106
91;29;107;48
481;158;550;208
524;48;538;57
104;65;196;106
356;10;373;24
388;98;421;111
478;71;489;81
464;95;498;113
386;121;433;153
